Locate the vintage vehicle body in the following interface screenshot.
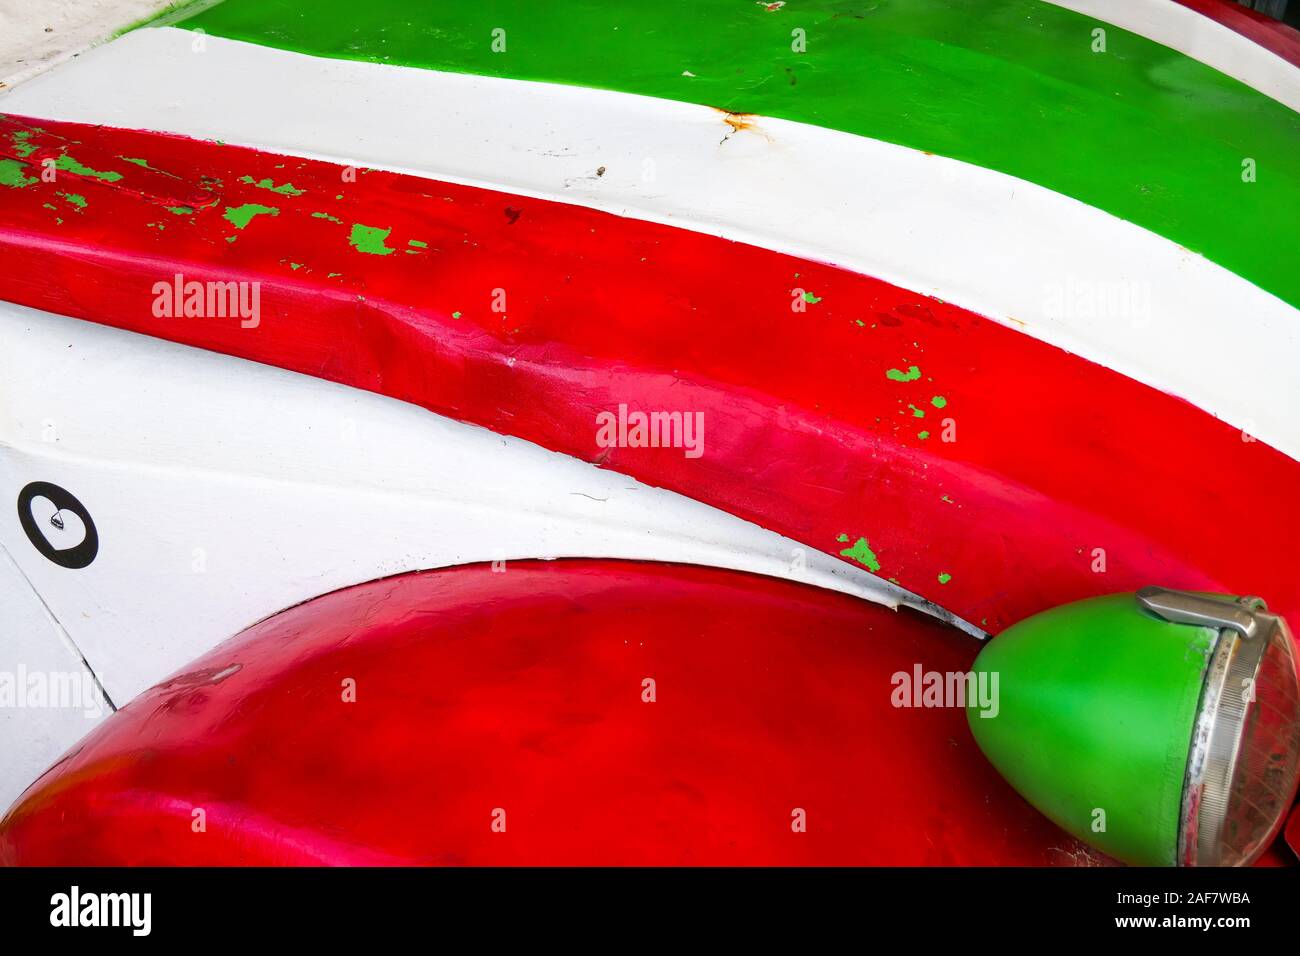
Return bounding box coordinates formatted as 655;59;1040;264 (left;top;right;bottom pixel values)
1;0;1298;866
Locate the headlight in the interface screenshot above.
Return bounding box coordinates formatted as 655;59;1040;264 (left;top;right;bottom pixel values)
968;588;1300;866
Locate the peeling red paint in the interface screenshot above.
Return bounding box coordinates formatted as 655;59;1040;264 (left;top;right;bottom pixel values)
2;114;1299;633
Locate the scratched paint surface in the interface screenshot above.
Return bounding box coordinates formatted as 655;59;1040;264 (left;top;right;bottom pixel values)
2;115;1300;633
177;0;1300;309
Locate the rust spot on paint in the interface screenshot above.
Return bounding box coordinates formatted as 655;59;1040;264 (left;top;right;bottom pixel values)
504;206;521;225
708;108;774;146
716;109;759;136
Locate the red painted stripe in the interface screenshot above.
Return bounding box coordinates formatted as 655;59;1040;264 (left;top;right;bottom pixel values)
0;561;1107;865
1;114;1298;633
1176;0;1300;67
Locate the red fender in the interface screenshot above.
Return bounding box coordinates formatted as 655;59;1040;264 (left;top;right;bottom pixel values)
0;561;1108;866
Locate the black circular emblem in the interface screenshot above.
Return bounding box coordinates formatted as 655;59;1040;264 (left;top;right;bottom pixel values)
17;482;98;569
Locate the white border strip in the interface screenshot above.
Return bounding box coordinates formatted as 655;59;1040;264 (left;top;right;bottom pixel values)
0;542;110;813
1043;0;1300;114
3;27;1298;462
0;303;951;708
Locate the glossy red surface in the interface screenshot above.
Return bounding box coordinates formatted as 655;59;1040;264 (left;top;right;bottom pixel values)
0;561;1106;865
2;116;1299;634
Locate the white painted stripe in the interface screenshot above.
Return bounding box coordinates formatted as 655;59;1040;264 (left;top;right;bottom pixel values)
0;303;952;709
0;543;110;813
4;28;1296;463
1043;0;1300;114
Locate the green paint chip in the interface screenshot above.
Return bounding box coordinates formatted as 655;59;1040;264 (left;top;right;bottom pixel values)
223;203;280;229
54;154;123;182
918;430;931;440
239;174;305;196
165;205;195;216
802;291;822;304
10;131;36;158
348;223;396;255
408;239;428;248
931;395;948;408
908;404;925;418
311;211;342;223
59;192;88;209
938;572;952;584
839;536;880;572
451;310;463;319
0;159;37;189
886;365;922;382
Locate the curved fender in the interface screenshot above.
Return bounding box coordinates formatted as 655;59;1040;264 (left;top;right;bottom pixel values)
0;561;1106;865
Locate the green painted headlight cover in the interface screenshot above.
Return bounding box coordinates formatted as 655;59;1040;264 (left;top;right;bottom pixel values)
967;593;1217;866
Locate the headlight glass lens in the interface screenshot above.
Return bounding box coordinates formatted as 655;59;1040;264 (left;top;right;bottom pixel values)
1218;623;1300;866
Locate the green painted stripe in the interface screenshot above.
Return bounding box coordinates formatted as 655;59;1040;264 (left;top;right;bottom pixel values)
177;0;1300;309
